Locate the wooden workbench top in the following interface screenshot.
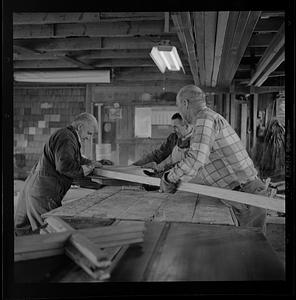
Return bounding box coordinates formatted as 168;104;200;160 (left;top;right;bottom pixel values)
42;186;237;226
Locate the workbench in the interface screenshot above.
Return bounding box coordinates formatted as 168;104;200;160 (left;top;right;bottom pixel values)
15;185;285;282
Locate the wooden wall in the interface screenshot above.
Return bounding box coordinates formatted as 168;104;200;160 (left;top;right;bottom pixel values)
13;86;86;179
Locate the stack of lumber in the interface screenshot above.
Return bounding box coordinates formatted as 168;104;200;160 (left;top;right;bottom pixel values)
14;216;145;281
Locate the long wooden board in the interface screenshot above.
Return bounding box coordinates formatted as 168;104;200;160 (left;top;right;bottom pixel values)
91;166;285;213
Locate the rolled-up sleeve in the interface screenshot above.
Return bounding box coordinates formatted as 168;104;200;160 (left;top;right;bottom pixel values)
54;140;84;178
168;117;218;183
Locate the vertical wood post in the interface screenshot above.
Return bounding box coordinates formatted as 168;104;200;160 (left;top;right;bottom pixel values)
230;94;236;127
216;94;223;115
224;93;230;123
85;84;94;159
240;103;247;148
252;94;258;151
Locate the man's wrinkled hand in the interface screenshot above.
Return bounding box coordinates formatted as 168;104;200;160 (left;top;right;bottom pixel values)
91;161;103;168
159;172;179;194
99;159;114;166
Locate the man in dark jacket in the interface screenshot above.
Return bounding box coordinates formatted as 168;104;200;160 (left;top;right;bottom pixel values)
133;113;192;171
14;112;111;236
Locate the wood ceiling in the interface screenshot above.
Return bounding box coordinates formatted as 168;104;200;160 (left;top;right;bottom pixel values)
13;12;285;93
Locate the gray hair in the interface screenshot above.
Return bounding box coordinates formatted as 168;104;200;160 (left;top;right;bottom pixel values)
71;112;99;132
177;85;206;109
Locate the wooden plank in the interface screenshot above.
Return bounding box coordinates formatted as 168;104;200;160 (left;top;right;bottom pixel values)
215;94;223;114
42;186;122;218
216;11;240;87
254;18;283;32
13;12;165;25
111;222;167;282
144;223;285;281
225;11;262;86
193;12;205;85
211;11;229;87
152;191;198;222
230;93;236;127
59;55;94;70
204;12;217;86
224;93;230;122
164;12;170;33
191;195;235;225
172;13;199;83
248;23;285;85
255;46;285;87
240;103;248;148
14;21;175;39
252;93;258;150
92;167;285;212
248;32;276;47
14;36;181;51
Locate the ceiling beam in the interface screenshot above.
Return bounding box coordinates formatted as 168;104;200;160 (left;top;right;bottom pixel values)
254;46;285;87
260;11;285;18
204;11;217;87
224;11;261;86
13;21;176;39
248;32;276;47
254;18;283;32
172;12;200;85
193;12;205;85
14;36;181;51
248;23;285;85
13;12;165;25
211;11;229;87
58;55;95;69
216;11;240;87
14;58;190;69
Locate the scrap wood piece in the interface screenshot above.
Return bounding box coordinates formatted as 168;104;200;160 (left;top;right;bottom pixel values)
44;216;144;279
92;167;285;213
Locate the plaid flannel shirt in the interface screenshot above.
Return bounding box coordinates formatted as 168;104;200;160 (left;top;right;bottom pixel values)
167;108;258;189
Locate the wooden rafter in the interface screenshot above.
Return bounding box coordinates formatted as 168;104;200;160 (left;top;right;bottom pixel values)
255;46;285;87
204;12;217;86
211;12;229;87
224;11;261;86
172;12;200;85
248;23;285;85
13;12;165;25
13;21;176;39
193;12;205;85
58;55;95;70
14;36;181;51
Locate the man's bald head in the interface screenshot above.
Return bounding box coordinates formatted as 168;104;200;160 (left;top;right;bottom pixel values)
71;112;99;141
176;85;207;123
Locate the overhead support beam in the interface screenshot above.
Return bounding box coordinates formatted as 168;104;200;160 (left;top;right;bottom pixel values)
248;23;285;86
164;12;170;32
193;12;205;85
248;32;276;47
57;55;95;70
224;11;261;86
204;12;217;87
14;58;171;69
172;12;200;85
13;21;176;39
14;36;181;51
254;18;283;33
254;46;285;87
211;11;229;87
13;12;165;25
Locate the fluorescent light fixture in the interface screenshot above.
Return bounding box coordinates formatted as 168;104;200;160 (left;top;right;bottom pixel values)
14;70;110;83
150;45;185;73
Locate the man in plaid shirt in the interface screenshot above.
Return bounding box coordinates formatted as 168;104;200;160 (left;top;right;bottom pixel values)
160;85;268;231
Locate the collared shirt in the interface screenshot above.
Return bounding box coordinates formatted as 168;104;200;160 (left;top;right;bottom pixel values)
167;107;258;189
